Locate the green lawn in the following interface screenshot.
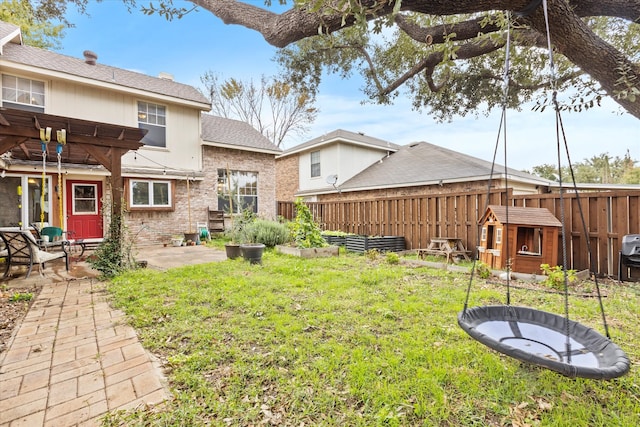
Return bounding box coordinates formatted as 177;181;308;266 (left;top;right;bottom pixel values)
103;250;639;426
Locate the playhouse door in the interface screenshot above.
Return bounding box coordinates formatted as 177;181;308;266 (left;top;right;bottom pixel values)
66;180;103;239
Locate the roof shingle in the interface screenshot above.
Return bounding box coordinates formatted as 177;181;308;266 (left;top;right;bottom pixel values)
339;141;550;190
201;114;281;154
0;24;209;106
485;205;562;227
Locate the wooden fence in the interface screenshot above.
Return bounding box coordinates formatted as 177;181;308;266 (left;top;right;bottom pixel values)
278;189;640;279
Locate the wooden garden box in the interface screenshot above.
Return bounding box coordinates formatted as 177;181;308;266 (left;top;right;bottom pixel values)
478;205;562;274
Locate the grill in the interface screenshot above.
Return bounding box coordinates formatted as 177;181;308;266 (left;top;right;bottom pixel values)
618;234;640;282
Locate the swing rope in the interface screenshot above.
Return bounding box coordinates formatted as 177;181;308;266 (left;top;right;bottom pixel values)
463;11;514;312
56;129;66;229
39;127;51;229
457;1;627;378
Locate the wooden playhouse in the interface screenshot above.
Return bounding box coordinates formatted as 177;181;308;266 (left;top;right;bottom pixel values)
478;205;562;274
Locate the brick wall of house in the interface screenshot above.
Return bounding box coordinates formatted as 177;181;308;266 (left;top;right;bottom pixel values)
317;180;495;202
275;154;299;202
124;145;277;245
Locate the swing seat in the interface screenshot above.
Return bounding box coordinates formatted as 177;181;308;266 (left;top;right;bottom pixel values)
458;305;630;379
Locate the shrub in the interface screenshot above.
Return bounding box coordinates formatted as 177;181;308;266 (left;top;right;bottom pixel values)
540;264;577;290
288;198;326;248
241;219;290;247
474;261;492;279
9;292;33;302
365;249;379;260
88;209;136;278
227;209;257;243
385;252;400;265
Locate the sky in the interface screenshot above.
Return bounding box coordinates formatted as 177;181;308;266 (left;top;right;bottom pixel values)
57;0;639;171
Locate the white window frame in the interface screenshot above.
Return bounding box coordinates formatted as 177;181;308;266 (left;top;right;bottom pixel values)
137;101;167;147
129;179;172;208
310;150;321;178
217;169;258;214
72;183;98;215
2;74;45;112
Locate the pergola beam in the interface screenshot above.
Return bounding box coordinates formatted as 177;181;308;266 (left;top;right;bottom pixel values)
0;107;146;222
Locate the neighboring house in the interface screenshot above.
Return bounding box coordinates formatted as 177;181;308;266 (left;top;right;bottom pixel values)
325;141;554;201
276;129;400;201
277;131;553;203
0;21;280;245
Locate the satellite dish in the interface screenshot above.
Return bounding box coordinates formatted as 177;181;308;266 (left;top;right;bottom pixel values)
326;174;338;185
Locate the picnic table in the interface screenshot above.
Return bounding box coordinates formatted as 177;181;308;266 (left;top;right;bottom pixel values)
418;237;471;263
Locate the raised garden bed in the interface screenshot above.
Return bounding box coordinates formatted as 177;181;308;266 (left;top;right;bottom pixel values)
322;235;347;246
345;235;405;253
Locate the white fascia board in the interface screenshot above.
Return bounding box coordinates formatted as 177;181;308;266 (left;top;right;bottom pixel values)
123;170;205;181
201;141;281;156
2;62;211;111
2;160;109;176
0;29;22;54
279;137;397;158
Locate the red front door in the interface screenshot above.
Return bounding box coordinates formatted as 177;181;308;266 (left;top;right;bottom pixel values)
66;180;103;239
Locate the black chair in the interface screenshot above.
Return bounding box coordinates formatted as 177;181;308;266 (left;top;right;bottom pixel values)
618;234;640;283
0;229;69;278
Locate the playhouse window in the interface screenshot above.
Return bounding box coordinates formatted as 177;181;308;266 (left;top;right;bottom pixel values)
517;226;542;255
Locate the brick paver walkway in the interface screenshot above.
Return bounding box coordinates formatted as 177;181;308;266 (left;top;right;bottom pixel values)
0;278;169;426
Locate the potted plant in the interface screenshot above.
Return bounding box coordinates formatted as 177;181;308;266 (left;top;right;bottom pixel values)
171;235;184;247
276;198;339;258
225;209;256;260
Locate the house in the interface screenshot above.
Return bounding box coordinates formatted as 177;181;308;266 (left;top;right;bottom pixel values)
276;129;400;201
278;136;553;203
478;205;562;274
0;21;280;245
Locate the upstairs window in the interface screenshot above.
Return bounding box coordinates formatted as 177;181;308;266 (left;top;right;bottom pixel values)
2;74;45;112
138;101;166;147
310;150;321;178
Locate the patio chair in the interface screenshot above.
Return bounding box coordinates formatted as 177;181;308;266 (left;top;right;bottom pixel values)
0;229;69;278
0;238;8;277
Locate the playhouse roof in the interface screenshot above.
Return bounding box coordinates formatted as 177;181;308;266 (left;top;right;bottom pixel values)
481;205;562;227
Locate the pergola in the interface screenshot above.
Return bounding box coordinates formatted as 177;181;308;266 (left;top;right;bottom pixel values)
0;107;146;219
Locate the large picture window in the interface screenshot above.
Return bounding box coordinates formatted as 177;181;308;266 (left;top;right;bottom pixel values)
138;101;166;147
217;169;258;214
2;74;45;112
129;179;171;208
310;150;321;178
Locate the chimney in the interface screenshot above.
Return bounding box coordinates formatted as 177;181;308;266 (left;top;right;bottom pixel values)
83;50;98;65
158;72;174;81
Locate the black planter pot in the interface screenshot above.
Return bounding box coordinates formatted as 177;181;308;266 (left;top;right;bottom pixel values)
225;243;242;259
240;243;266;264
